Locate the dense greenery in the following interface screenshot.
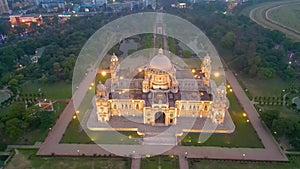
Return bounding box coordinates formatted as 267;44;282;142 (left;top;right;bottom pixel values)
167;1;299;82
0;14;119;91
260;109;300;150
0;103;50;141
0;102;66;145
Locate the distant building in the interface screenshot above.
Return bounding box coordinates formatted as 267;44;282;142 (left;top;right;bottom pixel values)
0;0;9;14
41;1;66;11
10;15;43;28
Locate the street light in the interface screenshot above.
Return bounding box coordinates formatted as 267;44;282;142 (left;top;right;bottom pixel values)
101;71;107;76
242;113;247;117
242;153;246;160
214;72;220;77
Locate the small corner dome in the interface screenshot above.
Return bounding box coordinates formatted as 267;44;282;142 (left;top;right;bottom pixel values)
97;82;106;89
111;53;118;62
149;48;173;72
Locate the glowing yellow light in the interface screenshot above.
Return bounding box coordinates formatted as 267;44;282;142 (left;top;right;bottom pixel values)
214;72;220;77
89;86;92;90
229;89;233;92
191;69;196;73
120;76;124;80
246;119;250;123
227;85;231;88
91;83;94;86
76;110;80;114
73;115;77;120
101;71;107;76
242;113;247;117
138;68;142;72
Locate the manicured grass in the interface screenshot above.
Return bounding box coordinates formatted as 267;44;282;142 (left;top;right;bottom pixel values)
238;76;293;97
189;155;300;169
261;105;299;120
181;91;263;148
21;81;72;100
61;119;140;144
268;3;300;32
60;119;93;144
5;149;131;169
141;156;179;169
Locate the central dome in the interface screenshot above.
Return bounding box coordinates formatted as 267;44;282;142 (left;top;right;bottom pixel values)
149;49;173;72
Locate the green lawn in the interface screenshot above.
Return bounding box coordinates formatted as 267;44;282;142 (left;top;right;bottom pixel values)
261;105;299;120
189;155;300;169
5;149;131;169
238;76;291;97
60;119;93;144
181;91;263;148
141;156;179;169
268;3;300;32
61;119;140;144
21;81;72;100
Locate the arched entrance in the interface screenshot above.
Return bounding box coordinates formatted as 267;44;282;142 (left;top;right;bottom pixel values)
155;112;165;124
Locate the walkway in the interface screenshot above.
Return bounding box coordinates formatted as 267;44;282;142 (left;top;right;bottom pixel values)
131;158;141;169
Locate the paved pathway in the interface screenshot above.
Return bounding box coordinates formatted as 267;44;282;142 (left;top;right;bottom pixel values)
131;158;141;169
179;154;189;169
8;142;42;149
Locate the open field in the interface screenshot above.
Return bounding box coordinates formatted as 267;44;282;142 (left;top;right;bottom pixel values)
21;81;72;100
189;155;300;169
181;90;263;148
141;156;179;169
249;0;300;41
238;76;292;97
268;3;300;33
5;149;131;169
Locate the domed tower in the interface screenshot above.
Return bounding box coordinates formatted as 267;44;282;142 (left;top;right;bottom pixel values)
110;53;119;84
201;55;211;86
211;85;228;124
96;82;110;122
143;48;178;93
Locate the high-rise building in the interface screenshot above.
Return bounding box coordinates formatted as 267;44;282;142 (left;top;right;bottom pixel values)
0;0;9;14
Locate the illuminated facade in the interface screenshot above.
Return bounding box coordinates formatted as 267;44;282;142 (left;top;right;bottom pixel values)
10;15;43;28
96;49;228;126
